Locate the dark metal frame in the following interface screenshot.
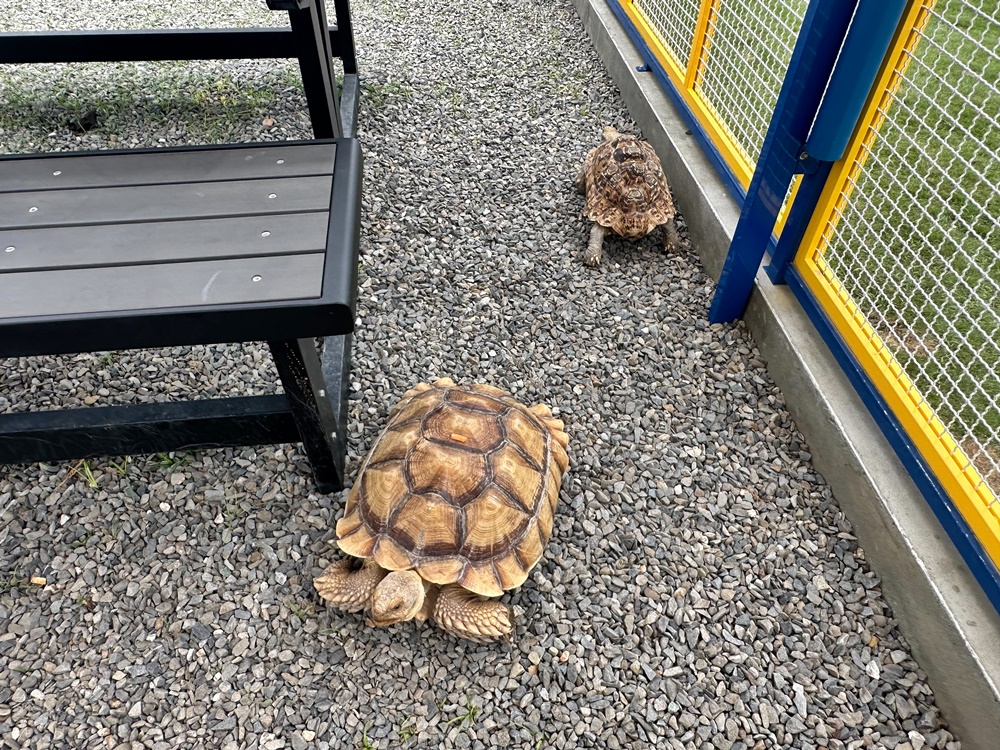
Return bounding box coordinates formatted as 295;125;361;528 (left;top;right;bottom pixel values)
0;0;358;139
0;0;361;493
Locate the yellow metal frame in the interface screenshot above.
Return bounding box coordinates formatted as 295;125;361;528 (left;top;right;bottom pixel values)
619;0;803;231
617;0;755;189
792;0;1000;565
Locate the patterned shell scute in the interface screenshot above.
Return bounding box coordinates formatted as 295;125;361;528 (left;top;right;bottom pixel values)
584;132;675;240
336;382;569;597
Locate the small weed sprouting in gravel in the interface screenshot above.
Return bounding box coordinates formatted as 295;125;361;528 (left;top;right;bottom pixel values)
397;715;416;744
68;529;96;549
445;697;480;730
285;596;315;620
517;724;547;749
361;79;412;111
224;494;251;527
151;451;189;469
358;721;376;750
108;457;131;476
68;459;99;488
100;523;122;546
0;573;29;596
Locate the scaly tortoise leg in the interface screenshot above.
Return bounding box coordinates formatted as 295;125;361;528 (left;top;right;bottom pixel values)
661;220;681;253
314;558;387;613
583;224;606;267
433;585;516;643
574;163;587;195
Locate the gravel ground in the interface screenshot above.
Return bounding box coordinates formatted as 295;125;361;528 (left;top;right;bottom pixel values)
0;1;964;749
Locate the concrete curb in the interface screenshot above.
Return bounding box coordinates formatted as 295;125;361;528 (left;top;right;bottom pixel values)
572;1;1000;747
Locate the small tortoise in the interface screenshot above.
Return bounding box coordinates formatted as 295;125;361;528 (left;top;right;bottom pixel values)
314;378;569;642
575;126;679;266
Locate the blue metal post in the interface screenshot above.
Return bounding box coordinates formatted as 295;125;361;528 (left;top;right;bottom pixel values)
708;0;859;323
805;0;910;162
709;0;911;320
765;161;832;283
767;0;909;283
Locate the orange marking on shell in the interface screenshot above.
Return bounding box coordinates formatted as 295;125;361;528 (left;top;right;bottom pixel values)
450;433;468;443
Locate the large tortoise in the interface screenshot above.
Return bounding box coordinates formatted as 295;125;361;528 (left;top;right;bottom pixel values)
575;125;679;267
314;378;569;642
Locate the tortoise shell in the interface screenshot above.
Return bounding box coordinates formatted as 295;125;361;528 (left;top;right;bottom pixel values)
583;128;675;240
336;379;570;597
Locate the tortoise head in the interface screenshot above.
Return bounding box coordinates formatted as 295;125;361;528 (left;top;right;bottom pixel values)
602;125;621;141
368;570;425;626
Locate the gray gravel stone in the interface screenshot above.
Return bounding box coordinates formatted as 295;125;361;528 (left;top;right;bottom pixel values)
0;0;963;749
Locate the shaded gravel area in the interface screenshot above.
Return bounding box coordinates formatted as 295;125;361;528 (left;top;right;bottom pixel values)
0;1;963;749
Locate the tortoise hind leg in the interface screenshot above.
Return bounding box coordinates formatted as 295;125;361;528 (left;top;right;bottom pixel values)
433;585;516;643
314;558;387;613
583;224;606;267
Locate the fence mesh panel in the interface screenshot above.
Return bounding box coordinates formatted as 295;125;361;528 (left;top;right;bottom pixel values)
632;0;702;70
695;0;808;167
807;0;1000;501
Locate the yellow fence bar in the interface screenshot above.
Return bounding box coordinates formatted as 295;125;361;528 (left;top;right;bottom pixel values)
792;0;1000;567
617;0;754;188
685;0;720;89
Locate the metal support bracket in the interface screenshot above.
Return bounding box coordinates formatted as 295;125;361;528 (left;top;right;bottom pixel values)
269;338;347;492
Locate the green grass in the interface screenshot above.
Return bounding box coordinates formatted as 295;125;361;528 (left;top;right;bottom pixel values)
823;0;1000;467
397;716;416;744
358;722;376;750
68;459;99;488
151;451;190;469
361;79;413;111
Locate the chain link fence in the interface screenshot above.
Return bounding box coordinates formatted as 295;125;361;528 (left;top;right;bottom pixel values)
622;0;808;184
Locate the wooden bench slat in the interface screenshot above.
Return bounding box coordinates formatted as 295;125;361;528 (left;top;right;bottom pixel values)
0;144;337;192
0;253;325;319
0;213;330;272
0;176;333;229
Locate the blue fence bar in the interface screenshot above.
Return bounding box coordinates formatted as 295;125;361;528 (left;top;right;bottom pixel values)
707;0;859;324
784;264;1000;612
766;0;910;284
804;0;910;162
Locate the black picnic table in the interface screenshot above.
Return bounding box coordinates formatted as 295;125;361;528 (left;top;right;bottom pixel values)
0;0;363;493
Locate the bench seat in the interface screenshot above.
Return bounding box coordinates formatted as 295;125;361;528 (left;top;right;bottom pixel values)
0;140;361;357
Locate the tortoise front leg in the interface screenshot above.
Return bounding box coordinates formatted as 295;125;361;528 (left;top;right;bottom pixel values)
661;219;681;252
433;585;515;643
314;558;386;612
583;223;606;267
574;163;587;195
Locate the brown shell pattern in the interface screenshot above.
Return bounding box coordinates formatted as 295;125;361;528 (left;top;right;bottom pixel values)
336;380;570;597
583;132;675;239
